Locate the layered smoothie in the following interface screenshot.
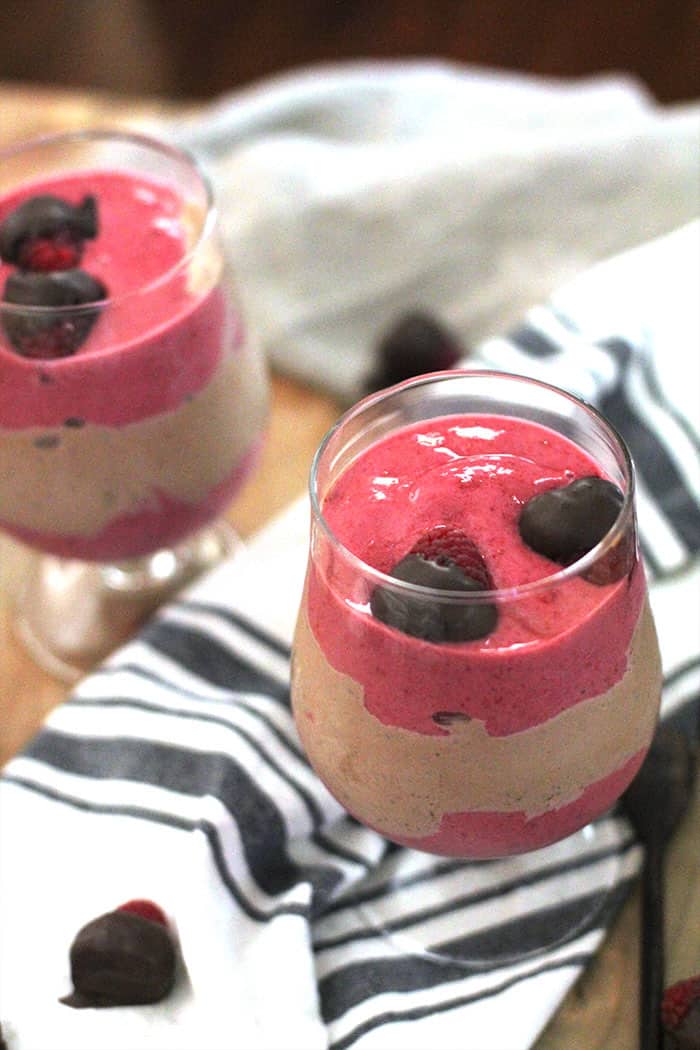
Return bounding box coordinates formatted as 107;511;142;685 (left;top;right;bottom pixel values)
292;387;662;858
0;163;266;561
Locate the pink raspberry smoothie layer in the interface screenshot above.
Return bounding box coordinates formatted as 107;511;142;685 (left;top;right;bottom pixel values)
0;170;229;426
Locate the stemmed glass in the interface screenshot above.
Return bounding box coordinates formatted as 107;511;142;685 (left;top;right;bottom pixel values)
0;130;268;681
291;369;662;967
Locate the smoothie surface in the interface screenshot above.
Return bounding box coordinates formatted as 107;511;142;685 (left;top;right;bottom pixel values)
0;168;193;358
323;412;623;595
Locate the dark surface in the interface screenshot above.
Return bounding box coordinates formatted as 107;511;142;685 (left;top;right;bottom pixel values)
620;722;699;1050
0;0;698;103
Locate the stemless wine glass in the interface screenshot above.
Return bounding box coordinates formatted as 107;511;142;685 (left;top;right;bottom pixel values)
291;369;662;966
0;130;268;680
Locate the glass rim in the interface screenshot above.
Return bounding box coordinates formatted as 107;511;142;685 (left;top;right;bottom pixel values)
309;368;637;603
0;127;217;316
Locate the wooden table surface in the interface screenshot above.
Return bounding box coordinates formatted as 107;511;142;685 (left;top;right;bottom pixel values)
0;82;698;1050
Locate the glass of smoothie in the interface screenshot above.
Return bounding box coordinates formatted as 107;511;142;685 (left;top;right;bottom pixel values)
0;130;268;680
291;369;662;963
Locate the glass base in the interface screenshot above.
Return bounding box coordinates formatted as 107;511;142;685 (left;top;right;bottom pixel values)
333;821;626;973
13;520;240;684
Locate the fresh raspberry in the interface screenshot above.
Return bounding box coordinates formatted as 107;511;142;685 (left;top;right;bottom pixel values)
117;899;168;927
662;975;700;1047
662;973;700;1022
18;235;83;272
410;525;493;589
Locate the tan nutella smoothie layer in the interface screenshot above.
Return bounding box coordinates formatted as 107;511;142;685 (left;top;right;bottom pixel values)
0;345;267;537
292;595;661;840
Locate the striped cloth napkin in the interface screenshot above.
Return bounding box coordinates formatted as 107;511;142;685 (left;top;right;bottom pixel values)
0;220;699;1050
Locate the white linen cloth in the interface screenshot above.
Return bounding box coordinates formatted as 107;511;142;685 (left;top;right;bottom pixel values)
167;60;700;402
1;211;699;1049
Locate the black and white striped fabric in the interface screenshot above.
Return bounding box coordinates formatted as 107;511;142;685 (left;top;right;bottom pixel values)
1;221;698;1050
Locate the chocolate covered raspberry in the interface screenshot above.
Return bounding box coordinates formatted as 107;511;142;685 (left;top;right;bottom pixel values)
0;193;97;270
1;269;107;358
519;476;624;564
60;901;176;1008
365;311;463;393
371;526;498;642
